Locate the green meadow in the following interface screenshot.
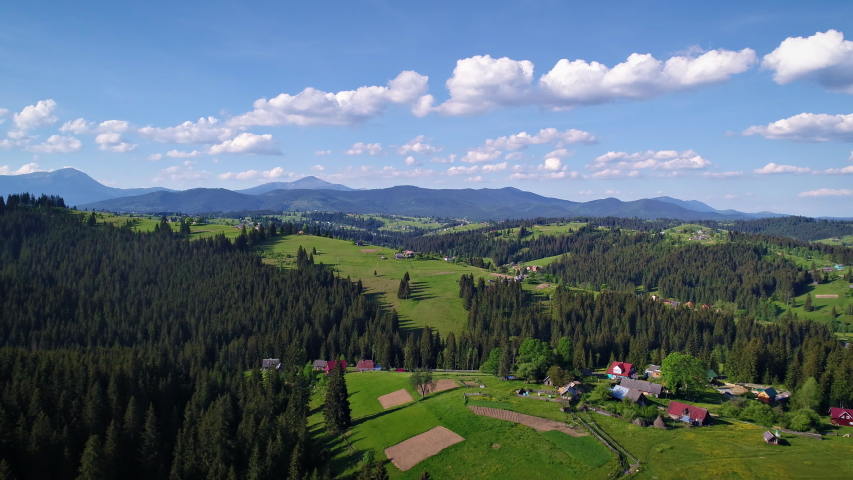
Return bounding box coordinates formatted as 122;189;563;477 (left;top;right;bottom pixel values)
309;372;619;479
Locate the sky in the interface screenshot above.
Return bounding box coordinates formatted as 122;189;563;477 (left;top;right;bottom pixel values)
1;0;852;216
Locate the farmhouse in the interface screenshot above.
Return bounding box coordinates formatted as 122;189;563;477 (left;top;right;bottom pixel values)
757;387;778;404
764;431;779;445
667;401;711;426
355;359;375;372
606;361;635;379
619;378;664;397
611;385;645;405
645;364;662;378
262;358;281;371
830;407;853;426
325;360;347;375
312;360;328;371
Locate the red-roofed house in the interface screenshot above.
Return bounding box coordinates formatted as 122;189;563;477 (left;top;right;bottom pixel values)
606;361;635;379
667;401;711;426
355;359;375;372
830;407;853;427
325;360;347;375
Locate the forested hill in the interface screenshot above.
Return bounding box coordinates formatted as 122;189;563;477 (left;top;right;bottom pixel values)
0;202;406;479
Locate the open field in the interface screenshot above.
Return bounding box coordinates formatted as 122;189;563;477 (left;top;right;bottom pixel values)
308;372;620;479
816;235;853;247
258;234;491;333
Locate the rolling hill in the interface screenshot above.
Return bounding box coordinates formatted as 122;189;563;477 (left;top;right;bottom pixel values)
0;168;171;206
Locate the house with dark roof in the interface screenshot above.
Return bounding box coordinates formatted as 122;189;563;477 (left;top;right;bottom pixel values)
394;253;405;260
580;368;594;377
262;358;281;371
606;361;635;379
666;401;711;426
355;359;375;372
619;378;664;397
611;385;645;405
325;360;347;375
645;364;662;378
757;387;778;404
764;431;779;445
312;360;328;371
830;407;853;426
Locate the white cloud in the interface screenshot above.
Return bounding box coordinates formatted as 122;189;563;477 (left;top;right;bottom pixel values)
465;176;483;182
95;132;137;152
504;152;525;161
397;135;441;155
315;150;332;155
153;164;210;183
147;153;163;161
742;112;853;142
26;135;82;153
542;157;562;171
8;100;58;138
508;170;579;180
481;162;508;173
208;133;281;155
447;165;480;176
799;188;853;197
0;162;46;175
404;156;422;166
462;128;595;163
138;117;235;144
228;71;430;127
311;164;325;171
218;167;291;181
577;190;594;195
96;120;131;133
323;165;435;180
605;190;621;195
428;49;756;115
345;142;383;156
753;162;811;174
701;171;744;178
822;165;853;174
588;150;711;174
762;30;853;93
462;150;503;163
59;118;92;134
0;108;8;117
545;148;573;158
166;149;202;158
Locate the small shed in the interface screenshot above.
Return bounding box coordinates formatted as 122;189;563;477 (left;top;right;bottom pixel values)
757;387;778;404
653;415;667;429
313;360;328;371
764;431;779;445
262;358;281;371
645;365;662;378
633;418;649;427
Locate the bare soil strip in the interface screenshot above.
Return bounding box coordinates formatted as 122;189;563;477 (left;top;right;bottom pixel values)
425;271;454;276
468;406;586;437
815;294;839;298
430;379;460;393
385;426;465;471
377;389;413;409
535;283;551;290
360;249;379;253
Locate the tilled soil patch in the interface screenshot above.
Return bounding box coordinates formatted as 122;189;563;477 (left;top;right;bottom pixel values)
468;406;586;437
384;426;464;471
377;389;414;409
430;379;460;393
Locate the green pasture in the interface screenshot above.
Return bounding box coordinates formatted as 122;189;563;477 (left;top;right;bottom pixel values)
816;235;853;247
258;234;493;334
593;413;853;480
526;221;587;240
308;372;619;479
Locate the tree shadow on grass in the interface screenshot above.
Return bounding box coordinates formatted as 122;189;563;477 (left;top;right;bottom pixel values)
351;400;419;427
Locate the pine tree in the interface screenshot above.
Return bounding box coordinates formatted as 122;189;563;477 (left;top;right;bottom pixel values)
139;404;162;480
372;461;390;480
76;435;106;480
418;471;432;480
804;293;814;312
323;363;352;436
0;459;14;480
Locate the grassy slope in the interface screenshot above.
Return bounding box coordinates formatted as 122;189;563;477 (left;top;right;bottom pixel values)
309;372;619;479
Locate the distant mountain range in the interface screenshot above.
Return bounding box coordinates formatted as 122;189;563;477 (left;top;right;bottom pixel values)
2;168;788;221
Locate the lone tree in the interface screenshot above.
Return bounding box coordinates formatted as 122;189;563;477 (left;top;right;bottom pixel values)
397;272;411;300
660;352;707;395
324;362;352;435
409;369;436;399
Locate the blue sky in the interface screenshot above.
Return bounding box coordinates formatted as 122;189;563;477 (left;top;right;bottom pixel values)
1;1;852;216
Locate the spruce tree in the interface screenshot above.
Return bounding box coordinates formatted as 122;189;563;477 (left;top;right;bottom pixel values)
139;404;161;480
323;363;352;436
76;435;106;480
804;293;814;312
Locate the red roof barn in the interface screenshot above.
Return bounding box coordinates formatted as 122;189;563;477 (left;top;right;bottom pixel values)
355;359;375;372
830;407;853;427
325;360;347;375
606;361;635;379
667;401;711;426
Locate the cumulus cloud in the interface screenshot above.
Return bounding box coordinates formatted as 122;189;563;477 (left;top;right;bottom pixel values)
323;165;435;181
397;135;440;155
345;142;383;156
311;165;325;171
508;170;580;180
462;128;596;163
228;71;430;127
742;112;853;142
588;150;711;175
426;49;756;115
822;165;853;174
545;148;573;158
753;162;811;174
431;154;456;164
462;150;503;163
481;162;508;173
315;150;332;155
26;135;82;154
8;100;58;138
218;167;291;181
95;132;137;152
446;165;480;176
60;118;93;134
762;30;853;93
799;188;853;197
701;171;744;178
96;120;131;133
0;162;46;175
153;164;210;183
166;150;202;158
138;117;235;144
404;156;421;166
542;157;563;171
208;133;281;155
147;153;163;161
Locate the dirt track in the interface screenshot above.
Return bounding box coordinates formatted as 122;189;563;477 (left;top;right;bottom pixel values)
468;406;586;437
377;389;413;409
385;426;464;471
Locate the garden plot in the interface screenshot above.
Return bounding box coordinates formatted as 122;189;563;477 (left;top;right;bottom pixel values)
468;406;586;437
377;389;414;409
384;426;465;471
430;379;460;393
